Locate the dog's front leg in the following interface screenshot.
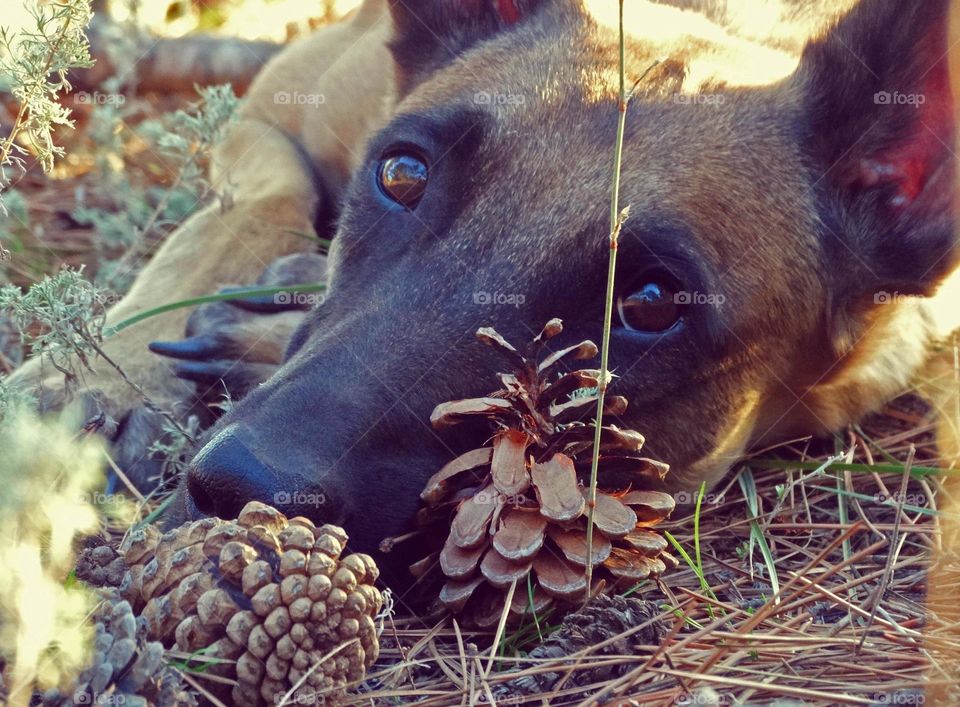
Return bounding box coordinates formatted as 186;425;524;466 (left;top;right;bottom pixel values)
148;251;328;402
6;118;322;490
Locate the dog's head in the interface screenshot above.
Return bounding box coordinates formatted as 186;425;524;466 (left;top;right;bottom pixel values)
175;0;958;582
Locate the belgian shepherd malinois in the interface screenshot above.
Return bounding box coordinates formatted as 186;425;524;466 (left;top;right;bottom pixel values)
10;0;960;584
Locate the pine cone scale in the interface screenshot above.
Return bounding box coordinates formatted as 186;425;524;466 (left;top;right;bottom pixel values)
450;484;500;548
531;454;585;522
421;447;493;505
492;509;547;561
491;429;533;496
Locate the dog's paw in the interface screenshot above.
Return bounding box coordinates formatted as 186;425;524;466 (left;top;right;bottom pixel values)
149;252;327;401
27;384;179;494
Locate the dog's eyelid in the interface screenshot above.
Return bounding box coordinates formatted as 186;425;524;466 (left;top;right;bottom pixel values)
367;108;491;167
617;225;730;351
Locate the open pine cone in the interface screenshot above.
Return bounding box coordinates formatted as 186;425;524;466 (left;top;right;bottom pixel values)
115;501;382;706
414;319;677;626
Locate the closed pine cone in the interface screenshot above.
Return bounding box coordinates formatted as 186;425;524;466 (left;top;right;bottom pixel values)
415;319;677;626
117;501;382;706
39;591;192;707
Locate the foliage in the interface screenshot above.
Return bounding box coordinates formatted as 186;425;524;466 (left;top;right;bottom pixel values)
0;267;110;390
74;83;240;292
0;0;94;210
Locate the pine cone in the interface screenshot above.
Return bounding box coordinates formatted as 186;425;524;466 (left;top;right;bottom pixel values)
115;501;382;706
40;590;191;707
410;320;677;626
75;541;127;589
498;593;665;696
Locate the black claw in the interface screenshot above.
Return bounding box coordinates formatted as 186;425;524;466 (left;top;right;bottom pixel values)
221;286;304;313
173;360;234;384
149;335;222;361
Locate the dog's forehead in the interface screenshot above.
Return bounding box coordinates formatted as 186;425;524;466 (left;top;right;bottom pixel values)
384;0;822;284
402;0;803;114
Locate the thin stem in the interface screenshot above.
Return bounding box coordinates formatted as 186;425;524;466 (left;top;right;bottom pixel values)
584;0;629;602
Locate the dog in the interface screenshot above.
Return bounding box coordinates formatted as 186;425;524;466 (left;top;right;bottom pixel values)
9;0;960;585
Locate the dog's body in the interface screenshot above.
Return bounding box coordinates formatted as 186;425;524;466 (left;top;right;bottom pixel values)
9;0;960;581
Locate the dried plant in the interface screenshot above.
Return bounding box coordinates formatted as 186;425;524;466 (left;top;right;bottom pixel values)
0;268;191;439
0;0;94;211
97;83;240;291
73;84;241;292
0;267;109;391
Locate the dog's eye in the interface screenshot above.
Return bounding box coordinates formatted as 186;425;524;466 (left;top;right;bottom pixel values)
377;153;428;208
617;277;683;333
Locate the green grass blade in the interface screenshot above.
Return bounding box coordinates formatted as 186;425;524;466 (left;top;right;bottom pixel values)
738;468;781;602
103;283;326;337
747;458;950;478
665;530;718;617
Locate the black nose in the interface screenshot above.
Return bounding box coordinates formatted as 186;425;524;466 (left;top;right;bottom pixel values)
187;428;281;520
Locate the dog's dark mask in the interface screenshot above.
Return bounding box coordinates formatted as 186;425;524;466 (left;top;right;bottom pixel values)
172;0;957;587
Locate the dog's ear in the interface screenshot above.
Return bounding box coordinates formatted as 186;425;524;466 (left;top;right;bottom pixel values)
388;0;543;96
797;0;958;349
